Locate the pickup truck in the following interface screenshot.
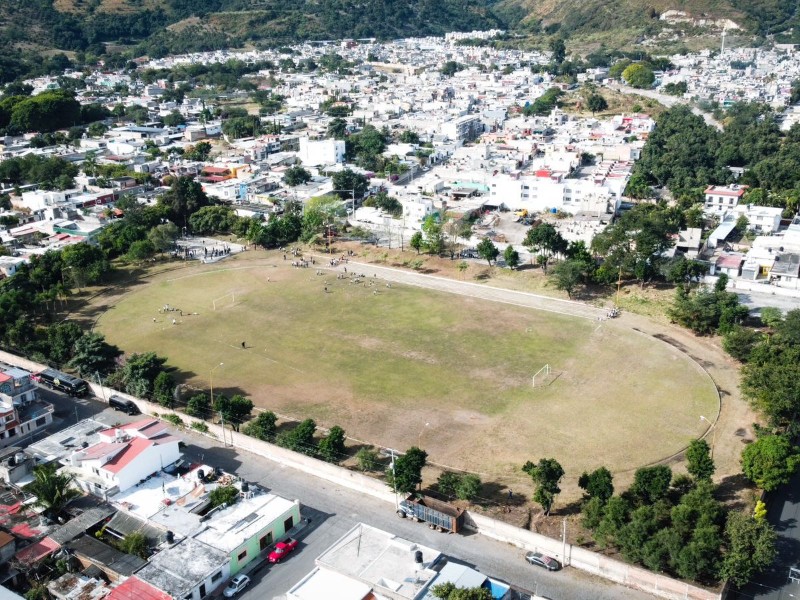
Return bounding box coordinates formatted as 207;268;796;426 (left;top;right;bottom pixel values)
268;538;299;563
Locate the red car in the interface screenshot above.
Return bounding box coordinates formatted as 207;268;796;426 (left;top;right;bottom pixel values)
268;538;298;563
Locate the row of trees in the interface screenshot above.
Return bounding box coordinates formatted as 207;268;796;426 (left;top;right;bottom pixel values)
523;445;775;585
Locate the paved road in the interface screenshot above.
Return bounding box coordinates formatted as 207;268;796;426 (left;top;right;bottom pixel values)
735;289;800;316
32;390;653;600
727;470;800;600
332;261;610;321
607;83;722;130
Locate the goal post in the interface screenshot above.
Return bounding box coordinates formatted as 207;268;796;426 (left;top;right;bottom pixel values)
532;364;551;388
212;291;235;311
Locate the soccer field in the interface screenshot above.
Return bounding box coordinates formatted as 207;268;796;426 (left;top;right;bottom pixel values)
96;255;718;483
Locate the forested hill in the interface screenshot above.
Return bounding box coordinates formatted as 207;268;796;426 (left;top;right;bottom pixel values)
0;0;500;60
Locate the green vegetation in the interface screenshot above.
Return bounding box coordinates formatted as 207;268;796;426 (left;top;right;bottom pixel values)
242;411;278;442
522;458;564;515
741;434;800;491
27;463;81;519
277;418;317;455
437;471;482;501
387;447;428;495
118;532;149;559
209;485;239;508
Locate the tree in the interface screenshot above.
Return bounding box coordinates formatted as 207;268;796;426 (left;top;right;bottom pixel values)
214;394;253;432
318;425;347;463
686;439;715;481
209;485;239;508
126;239;156;263
760;306;783;328
277;418;317;455
431;582;492;600
387;447;427;495
146;222;179;254
331;169;368;199
440;61;464;77
242;411;278;441
158;176;211;228
186;393;211;419
550;259;585;298
630;465;672;504
399;130;420;144
587;93;608;115
741;434;800;491
283;165;312;186
119;352;168;398
163;110;185;127
327;117;347;139
476;237;499;266
549;38;566;64
523;223;566;272
719;512;777;587
119;532;149;559
455;474;481;501
421;215;445;255
522;458;564;515
44;321;83;366
410;231;423;254
27;463;81;519
503;245;520;269
595;496;631;548
68;332;121;377
356;447;381;472
189;206;239;235
184;142;212;161
623;64;655;89
153;371;175;408
578;466;614;504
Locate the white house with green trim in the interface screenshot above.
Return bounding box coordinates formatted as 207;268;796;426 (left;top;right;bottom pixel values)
194;486;301;575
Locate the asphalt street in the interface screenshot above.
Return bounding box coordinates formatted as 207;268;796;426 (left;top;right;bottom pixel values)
727;470;800;600
37;390;654;600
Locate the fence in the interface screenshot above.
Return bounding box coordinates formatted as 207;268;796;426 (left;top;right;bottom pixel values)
0;349;721;600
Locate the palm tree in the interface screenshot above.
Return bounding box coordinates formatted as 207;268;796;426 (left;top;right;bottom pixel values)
27;464;81;519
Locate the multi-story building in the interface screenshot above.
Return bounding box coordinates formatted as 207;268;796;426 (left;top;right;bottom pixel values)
0;367;53;449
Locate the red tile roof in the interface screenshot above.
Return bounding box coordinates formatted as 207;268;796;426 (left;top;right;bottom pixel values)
103;437;153;474
14;537;59;563
108;576;171;600
0;373;11;383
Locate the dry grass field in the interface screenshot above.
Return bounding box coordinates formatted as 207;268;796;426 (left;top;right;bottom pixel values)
94;251;719;490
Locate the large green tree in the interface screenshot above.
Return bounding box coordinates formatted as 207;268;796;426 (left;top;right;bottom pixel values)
158;176;211;228
68;332;121;377
387;446;427;495
741;434;800;491
522;458;564;515
686;439;715;481
27;463;81;518
719;512;777;587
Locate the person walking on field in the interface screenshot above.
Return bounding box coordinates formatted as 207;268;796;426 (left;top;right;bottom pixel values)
241;341;246;349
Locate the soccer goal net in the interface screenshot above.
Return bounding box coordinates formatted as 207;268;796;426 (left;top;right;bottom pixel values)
212;291;236;311
532;364;552;388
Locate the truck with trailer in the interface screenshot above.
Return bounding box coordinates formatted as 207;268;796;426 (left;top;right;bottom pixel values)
396;495;465;533
32;368;88;397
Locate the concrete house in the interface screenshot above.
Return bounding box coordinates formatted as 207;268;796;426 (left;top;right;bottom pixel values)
63;419;180;497
704;184;748;214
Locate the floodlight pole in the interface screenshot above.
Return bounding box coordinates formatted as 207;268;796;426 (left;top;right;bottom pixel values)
390;448;399;510
700;415;716;458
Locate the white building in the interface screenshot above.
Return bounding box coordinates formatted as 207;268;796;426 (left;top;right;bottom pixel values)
703;184;747;214
63;418;181;497
298;137;346;166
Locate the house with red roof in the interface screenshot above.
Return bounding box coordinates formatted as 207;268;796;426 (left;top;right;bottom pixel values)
64;419;180;497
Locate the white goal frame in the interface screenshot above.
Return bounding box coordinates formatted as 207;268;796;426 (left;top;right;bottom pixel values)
212;291;235;311
532;364;551;388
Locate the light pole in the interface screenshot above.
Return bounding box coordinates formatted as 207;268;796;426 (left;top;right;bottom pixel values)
417;422;430;447
330;188;357;220
211;362;225;445
389;448;399;509
700;415;716;458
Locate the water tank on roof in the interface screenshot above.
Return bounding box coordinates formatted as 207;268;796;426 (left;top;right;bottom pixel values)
165;530;174;544
197;469;205;481
414;550;423;564
14;452;25;464
241;481;249;493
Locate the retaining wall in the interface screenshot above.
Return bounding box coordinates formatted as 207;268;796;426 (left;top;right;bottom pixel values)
0;349;720;600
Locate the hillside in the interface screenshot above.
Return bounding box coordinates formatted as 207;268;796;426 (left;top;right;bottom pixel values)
0;0;502;59
495;0;799;40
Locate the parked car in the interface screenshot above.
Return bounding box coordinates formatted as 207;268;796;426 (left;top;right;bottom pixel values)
525;551;561;571
109;395;139;415
268;538;299;563
222;575;250;598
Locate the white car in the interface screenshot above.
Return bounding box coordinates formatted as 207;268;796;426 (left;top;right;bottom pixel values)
223;575;250;598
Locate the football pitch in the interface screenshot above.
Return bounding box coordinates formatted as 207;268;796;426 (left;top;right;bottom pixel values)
95;254;718;483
